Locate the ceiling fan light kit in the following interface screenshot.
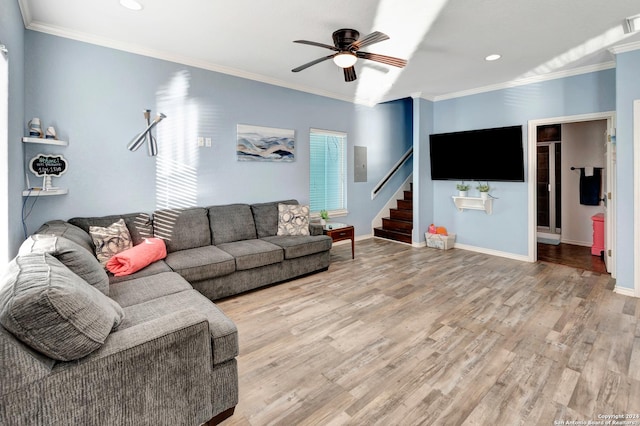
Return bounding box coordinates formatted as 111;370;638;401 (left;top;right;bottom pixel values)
333;52;357;68
292;28;407;82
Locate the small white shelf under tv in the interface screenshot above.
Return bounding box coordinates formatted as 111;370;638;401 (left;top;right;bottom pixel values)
452;196;493;215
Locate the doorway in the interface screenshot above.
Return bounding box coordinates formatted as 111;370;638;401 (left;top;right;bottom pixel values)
528;113;615;276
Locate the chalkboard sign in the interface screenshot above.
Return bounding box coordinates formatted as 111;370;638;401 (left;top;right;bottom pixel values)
29;154;68;177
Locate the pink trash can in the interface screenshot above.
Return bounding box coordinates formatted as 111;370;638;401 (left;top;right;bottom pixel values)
591;213;604;257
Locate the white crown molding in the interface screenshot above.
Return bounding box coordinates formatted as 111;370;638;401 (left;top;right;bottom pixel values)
17;0;32;28
609;39;640;54
430;61;616;102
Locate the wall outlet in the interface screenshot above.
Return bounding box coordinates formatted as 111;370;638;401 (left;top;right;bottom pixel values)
197;137;204;147
205;137;212;147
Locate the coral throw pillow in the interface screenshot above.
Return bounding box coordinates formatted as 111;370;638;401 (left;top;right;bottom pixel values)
106;238;167;276
90;218;133;266
277;204;310;236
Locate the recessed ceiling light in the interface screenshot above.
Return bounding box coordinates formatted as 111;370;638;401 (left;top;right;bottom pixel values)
485;54;501;61
120;0;143;11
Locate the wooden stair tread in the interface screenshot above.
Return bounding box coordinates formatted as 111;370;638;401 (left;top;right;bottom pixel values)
374;227;412;244
382;217;412;232
390;208;413;220
396;199;412;210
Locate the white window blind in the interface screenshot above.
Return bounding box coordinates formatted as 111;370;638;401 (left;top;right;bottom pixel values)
309;129;347;213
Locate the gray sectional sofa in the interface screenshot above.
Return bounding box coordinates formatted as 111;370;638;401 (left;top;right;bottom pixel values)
0;200;332;425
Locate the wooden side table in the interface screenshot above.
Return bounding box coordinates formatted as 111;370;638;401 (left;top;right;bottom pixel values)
323;223;355;259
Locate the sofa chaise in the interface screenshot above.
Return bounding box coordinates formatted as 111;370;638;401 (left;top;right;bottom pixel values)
0;200;332;425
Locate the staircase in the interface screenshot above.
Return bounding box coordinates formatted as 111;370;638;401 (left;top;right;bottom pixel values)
374;183;413;244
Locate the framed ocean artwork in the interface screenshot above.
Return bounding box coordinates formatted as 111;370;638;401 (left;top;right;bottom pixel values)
236;124;295;162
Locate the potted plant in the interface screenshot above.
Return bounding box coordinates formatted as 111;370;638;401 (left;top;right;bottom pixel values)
456;182;470;197
319;209;329;226
476;183;490;200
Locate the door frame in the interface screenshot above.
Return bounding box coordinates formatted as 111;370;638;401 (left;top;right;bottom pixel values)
527;111;616;277
633;100;640;297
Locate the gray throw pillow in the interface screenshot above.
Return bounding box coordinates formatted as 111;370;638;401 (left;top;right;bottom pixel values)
19;234;110;295
0;253;125;361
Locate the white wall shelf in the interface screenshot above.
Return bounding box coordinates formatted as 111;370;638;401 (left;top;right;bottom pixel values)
22;136;68;146
22;134;68;196
452;196;493;215
22;188;68;197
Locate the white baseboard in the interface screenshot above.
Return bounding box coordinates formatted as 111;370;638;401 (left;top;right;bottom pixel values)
368;236;531;261
371;235;413;246
453;243;532;263
614;286;637;297
560;238;591;247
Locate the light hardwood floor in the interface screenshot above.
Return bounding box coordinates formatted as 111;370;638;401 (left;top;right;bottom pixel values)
217;238;640;425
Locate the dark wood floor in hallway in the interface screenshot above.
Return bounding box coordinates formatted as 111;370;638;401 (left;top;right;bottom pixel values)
217;238;639;425
537;242;607;274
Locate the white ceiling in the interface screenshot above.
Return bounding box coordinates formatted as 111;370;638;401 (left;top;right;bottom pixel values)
18;0;640;105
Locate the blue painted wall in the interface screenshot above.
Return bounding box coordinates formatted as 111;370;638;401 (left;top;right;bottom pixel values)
17;31;412;254
0;0;25;261
431;70;616;256
615;49;640;290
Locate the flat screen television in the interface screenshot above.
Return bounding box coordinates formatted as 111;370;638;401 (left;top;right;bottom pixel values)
429;125;524;182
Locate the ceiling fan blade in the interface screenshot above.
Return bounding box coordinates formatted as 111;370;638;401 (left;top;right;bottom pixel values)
343;66;357;82
350;31;389;50
293;40;339;51
356;51;407;68
292;54;336;72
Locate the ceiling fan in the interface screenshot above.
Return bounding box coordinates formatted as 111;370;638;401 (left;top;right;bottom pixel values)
292;29;407;82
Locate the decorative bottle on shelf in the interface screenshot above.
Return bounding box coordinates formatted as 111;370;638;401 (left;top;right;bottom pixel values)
28;118;43;137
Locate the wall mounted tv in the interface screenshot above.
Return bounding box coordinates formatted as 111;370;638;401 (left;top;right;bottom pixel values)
429;125;525;182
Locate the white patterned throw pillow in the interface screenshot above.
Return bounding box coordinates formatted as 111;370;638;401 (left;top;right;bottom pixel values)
89;218;133;266
277;204;310;236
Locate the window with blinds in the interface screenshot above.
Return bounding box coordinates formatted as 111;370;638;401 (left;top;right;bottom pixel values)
309;129;347;214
